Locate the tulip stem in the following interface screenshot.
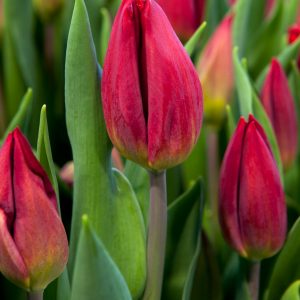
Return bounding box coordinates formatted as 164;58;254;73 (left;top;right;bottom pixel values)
143;170;167;300
27;291;43;300
249;261;260;300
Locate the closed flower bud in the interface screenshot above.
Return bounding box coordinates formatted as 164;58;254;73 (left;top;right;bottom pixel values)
288;24;300;69
102;0;203;171
0;128;68;291
155;0;205;41
197;15;233;128
261;59;298;169
219;115;286;260
32;0;64;23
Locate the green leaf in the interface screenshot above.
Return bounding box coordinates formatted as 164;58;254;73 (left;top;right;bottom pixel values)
255;38;300;90
184;22;207;58
226;104;236;139
65;1;146;297
233;47;253;117
281;281;300;300
283;0;300;28
57;269;71;300
233;0;265;58
267;218;300;300
70;215;131;300
1;88;33;144
247;0;284;77
37;105;60;212
98;7;111;66
3;0;44;140
66;0;112;274
124;160;149;226
163;179;204;300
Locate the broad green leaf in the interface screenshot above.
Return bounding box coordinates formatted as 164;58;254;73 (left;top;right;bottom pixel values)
255;38;300;91
71;215;131;300
233;47;253;117
283;0;300;28
108;169;146;298
247;0;284;77
281;281;300;300
184;22;207;58
57;269;71;300
3;30;26;121
163;179;204;300
37;105;60;211
233;0;265;58
98;7;111;66
268;218;300;300
66;0;112;274
1;88;33;144
4;0;44;140
124;160;149;226
65;1;146;297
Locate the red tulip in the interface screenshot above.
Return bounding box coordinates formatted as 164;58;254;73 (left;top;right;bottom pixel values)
288;24;300;69
261;59;298;169
155;0;205;41
219;115;286;260
102;0;203;171
0;128;68;291
197;15;233;126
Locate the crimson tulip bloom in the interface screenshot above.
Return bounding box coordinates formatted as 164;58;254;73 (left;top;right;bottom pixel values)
0;128;68;291
102;0;203;171
156;0;205;41
219;115;286;260
261;59;298;169
197;15;233;127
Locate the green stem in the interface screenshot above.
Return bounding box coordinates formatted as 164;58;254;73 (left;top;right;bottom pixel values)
27;291;43;300
143;170;167;300
249;261;260;300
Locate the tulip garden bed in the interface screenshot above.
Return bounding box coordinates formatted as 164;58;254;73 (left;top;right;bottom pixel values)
0;0;299;299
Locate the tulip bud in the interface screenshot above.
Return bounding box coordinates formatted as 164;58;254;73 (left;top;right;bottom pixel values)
260;59;298;169
288;24;300;69
197;15;233;128
32;0;64;23
0;128;68;291
102;0;203;171
219;115;286;260
155;0;205;41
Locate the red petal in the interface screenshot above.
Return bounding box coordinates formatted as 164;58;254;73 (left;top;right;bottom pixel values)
219;117;247;256
238;120;286;259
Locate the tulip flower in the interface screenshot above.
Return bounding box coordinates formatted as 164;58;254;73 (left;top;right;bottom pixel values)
288;24;300;69
32;0;64;22
261;59;298;169
0;128;68;291
219;115;286;260
102;0;203;171
197;15;233;127
155;0;205;41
